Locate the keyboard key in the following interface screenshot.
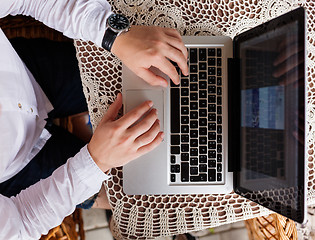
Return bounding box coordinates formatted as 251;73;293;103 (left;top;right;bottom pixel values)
181;97;189;105
208;76;215;84
190;111;198;119
208;141;216;149
171;135;180;145
170;80;177;88
199;81;207;89
217;173;222;181
190;121;198;129
181;144;189;152
208;58;215;66
217;135;222;143
217;87;222;95
190;130;198;138
181;88;189;96
208;48;215;56
208;86;216;94
217;68;222;76
208;160;216;168
199;72;207;80
199;155;207;163
181;162;189;182
190;148;198;156
181;78;189;87
171;146;180;154
171;174;176;182
199;109;207;117
190;83;198;91
199;62;207;70
190;158;198;165
190;139;198;147
217;154;222;162
175;164;180;173
181;107;189;115
190;92;198;100
199;118;207;126
217;125;222;134
181;125;189;133
208;123;216;131
171;165;176;173
190;64;198;73
217;96;222;105
181;153;189;161
199;164;207;172
199;137;207;145
190;167;198;175
200;174;207;181
171;155;176;164
217;116;222;124
199;128;207;135
217;106;222;114
190;176;201;182
208;132;216;140
190;48;197;63
199;48;207;61
171;88;180;133
208;67;216;75
217;144;222;153
208;114;216;122
208;95;216;103
181;135;189;142
217;48;222;57
199;90;207;98
217;77;222;85
190;101;198;110
181;116;189;124
217;58;222;66
208;169;216;181
208;150;216;158
208;104;216;112
199;146;207;154
199;100;207;108
190;74;198;82
217;163;222;172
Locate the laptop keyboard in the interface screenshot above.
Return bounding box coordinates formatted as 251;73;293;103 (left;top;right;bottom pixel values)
170;47;223;184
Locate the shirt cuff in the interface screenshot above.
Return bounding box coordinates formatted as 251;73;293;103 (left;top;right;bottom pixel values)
69;145;111;189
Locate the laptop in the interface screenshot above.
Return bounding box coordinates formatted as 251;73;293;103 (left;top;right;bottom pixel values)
122;7;306;223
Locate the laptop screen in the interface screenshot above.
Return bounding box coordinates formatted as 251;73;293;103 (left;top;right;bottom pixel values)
232;7;305;223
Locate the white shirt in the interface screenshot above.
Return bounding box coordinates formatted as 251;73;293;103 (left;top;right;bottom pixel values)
0;0;112;239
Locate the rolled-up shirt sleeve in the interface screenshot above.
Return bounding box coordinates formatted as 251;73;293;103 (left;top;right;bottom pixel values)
0;145;110;240
0;0;112;47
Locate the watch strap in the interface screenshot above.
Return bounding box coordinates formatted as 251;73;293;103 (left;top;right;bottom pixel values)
102;28;117;52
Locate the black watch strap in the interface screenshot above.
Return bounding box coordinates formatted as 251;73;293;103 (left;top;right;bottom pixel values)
102;28;117;52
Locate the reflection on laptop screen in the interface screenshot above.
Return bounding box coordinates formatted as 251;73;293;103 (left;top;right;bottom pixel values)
236;17;305;222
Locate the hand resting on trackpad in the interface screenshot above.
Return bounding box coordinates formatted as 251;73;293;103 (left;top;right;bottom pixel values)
125;90;164;132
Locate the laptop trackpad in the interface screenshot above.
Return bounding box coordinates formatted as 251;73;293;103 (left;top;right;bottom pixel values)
125;90;164;131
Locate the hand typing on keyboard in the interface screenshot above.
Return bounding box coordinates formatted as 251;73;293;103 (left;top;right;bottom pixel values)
88;93;164;172
111;25;189;87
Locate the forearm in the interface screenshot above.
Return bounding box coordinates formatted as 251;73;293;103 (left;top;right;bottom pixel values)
0;0;112;46
0;146;109;239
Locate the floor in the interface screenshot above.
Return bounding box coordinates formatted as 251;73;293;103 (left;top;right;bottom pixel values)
82;209;249;240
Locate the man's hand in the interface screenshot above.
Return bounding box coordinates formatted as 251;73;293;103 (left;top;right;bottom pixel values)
87;93;164;172
111;25;189;87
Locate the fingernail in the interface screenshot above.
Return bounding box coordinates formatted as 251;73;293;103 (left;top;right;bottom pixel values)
148;101;153;107
160;132;165;138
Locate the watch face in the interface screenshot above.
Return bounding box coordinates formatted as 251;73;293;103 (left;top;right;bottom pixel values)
108;14;130;31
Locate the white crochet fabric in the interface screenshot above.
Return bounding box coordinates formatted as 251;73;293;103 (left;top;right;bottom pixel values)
74;0;315;239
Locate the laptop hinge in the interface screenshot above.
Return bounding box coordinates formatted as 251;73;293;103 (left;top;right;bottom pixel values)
227;58;241;173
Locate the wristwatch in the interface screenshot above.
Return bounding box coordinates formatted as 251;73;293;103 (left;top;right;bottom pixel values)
102;13;130;52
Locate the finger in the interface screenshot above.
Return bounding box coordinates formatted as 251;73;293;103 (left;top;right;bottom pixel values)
154;56;180;85
278;64;304;85
273;54;304;78
118;100;153;127
134;119;161;147
137;68;168;87
163;28;182;40
273;46;303;66
136;132;164;156
128;108;158;137
162;39;189;76
165;34;188;60
101;93;123;123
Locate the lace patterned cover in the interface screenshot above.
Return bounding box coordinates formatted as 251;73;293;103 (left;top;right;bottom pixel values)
74;0;315;239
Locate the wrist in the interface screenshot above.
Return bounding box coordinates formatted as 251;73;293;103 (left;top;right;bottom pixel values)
87;143;111;173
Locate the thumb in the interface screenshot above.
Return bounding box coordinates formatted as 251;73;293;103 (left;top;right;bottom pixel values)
102;93;123;123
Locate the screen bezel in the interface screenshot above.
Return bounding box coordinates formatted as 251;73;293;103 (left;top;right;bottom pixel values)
230;7;306;223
